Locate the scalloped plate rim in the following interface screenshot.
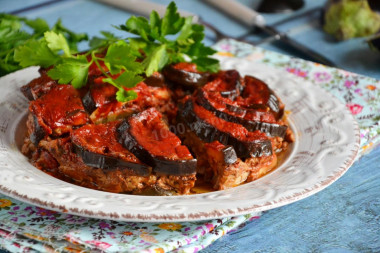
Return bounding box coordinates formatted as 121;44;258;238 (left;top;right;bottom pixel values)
0;60;360;222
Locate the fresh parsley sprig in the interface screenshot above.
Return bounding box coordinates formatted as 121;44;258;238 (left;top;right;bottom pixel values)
6;2;219;102
118;2;219;73
0;14;87;76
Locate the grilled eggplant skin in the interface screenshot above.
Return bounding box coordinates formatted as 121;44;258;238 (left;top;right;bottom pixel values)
117;119;155;166
73;143;151;176
215;145;238;165
196;91;287;138
163;63;210;90
29;114;47;146
240;76;284;119
144;71;166;87
29;85;90;137
82;82;118;114
20;72;57;101
71;121;152;176
153;159;197;176
82;91;97;114
208;70;244;100
180;100;272;158
20;85;35;101
117;118;197;176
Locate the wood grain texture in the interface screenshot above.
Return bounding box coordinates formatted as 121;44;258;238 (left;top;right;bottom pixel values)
202;146;380;253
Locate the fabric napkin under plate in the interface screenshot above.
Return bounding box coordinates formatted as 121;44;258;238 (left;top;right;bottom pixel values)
0;39;379;253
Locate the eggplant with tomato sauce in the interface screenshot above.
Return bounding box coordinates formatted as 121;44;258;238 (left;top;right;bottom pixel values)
144;71;167;87
180;99;272;158
117;107;197;176
205;142;238;166
163;62;210;90
203;141;252;190
196;90;287;138
20;70;57;101
237;75;284;119
205;70;244;100
82;80;117;114
28;84;89;144
21;57;294;195
28;114;46;146
71;121;152;176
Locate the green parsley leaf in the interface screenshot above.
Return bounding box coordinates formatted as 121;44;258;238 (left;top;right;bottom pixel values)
192;57;219;73
0;14;88;76
143;44;168;76
161;2;184;36
52;19;88;52
149;11;161;40
44;31;71;56
0;17;31;75
186;23;205;44
0;59;20;76
47;56;90;88
104;40;143;75
0;18;22;31
125;16;152;42
187;41;217;58
127;38;147;57
14;39;60;68
0;23;29;46
0;13;25;24
113;70;144;88
25;18;50;34
176;17;195;44
116;89;138;102
90;31;119;49
120;1;219;74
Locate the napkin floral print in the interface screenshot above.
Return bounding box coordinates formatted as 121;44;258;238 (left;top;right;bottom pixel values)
0;39;379;252
0;197;259;252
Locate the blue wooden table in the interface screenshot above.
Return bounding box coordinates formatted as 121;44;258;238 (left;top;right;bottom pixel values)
1;0;379;252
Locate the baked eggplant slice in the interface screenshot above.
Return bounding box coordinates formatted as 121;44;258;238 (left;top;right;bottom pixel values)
203;141;251;190
40;137;156;193
205;70;244;100
29;114;46;145
81;91;97;115
144;71;166;87
82;81;117;114
71;121;151;176
89;82;175;124
196;90;287;138
180;130;251;190
238;75;284;119
163;62;210;90
117;107;197;175
204;141;237;165
29;84;90;138
180;100;272;158
20;72;57;101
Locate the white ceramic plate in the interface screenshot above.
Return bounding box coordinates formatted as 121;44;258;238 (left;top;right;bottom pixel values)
0;58;360;222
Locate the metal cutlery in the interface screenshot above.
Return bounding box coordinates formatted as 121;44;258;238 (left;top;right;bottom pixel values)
257;0;305;13
97;0;335;66
203;0;336;66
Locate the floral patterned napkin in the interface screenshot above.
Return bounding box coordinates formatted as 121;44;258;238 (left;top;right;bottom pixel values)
0;39;379;252
0;202;259;252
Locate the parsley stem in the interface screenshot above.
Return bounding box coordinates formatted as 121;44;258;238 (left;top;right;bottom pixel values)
90;51;121;89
